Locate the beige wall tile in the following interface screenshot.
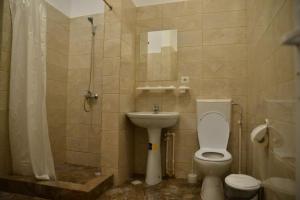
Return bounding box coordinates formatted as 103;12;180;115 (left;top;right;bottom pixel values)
203;11;246;29
178;47;203;63
203;45;247;61
103;76;120;94
102;113;120;131
103;58;120;76
137;5;162;20
163;14;202;31
202;0;246;13
178;30;202;47
102;94;120;112
105;22;122;40
162;0;202;17
203;28;246;45
104;39;121;58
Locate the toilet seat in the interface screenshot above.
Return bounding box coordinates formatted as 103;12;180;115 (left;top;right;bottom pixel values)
194;148;232;162
225;174;261;191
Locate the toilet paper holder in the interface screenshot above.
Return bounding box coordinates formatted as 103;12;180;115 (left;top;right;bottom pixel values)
250;118;270;146
259;118;269;143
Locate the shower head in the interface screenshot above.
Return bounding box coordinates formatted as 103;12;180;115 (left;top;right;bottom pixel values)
88;17;94;25
88;17;96;36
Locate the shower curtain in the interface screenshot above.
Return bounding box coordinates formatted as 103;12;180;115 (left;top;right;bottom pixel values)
9;0;56;180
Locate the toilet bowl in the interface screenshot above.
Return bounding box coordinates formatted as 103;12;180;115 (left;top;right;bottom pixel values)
194;99;232;200
194;148;232;177
225;174;261;200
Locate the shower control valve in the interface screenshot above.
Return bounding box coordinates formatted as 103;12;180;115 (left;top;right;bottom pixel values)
85;91;98;100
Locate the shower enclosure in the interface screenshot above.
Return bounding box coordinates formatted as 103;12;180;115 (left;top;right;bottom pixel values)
8;0;104;177
0;0;136;197
9;0;56;181
0;0;112;198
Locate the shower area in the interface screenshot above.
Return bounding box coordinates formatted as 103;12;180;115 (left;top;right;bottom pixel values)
0;0;136;199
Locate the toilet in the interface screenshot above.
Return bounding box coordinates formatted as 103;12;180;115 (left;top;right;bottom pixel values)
194;99;232;200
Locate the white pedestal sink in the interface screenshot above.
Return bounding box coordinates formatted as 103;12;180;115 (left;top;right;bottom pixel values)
127;112;179;185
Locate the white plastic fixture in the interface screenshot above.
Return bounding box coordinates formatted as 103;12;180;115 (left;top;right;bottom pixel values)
194;99;232;200
197;112;230;149
136;86;176;91
225;174;261;191
282;29;300;46
126;112;179;185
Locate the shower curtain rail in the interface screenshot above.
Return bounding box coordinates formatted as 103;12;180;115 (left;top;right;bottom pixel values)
103;0;113;10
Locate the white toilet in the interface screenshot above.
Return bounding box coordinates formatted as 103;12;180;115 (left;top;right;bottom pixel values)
194;99;232;200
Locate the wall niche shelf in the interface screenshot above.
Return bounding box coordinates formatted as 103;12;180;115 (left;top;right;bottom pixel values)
136;86;176;91
178;86;190;93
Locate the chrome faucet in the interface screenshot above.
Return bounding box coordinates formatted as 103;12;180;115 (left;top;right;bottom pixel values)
153;104;160;113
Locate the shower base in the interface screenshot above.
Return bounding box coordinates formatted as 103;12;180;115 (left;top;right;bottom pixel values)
0;164;113;200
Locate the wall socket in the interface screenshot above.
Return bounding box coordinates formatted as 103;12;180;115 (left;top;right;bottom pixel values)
181;76;190;83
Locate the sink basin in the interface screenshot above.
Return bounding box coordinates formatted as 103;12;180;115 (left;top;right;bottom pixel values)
126;112;179;185
126;112;179;129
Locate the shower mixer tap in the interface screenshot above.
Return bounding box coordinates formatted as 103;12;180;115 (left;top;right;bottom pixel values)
85;90;98;100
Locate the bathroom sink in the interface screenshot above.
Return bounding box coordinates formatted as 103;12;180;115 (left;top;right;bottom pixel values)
126;112;179;185
126;112;179;129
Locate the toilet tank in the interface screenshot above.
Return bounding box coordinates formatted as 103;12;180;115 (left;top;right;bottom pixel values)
196;99;232;125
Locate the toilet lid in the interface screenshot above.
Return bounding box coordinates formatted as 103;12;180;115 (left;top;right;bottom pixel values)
197;112;229;149
225;174;261;191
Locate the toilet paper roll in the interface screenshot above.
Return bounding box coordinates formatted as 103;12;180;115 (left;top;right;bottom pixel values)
250;124;268;145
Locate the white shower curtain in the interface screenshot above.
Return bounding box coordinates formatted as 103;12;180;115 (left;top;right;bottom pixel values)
9;0;56;180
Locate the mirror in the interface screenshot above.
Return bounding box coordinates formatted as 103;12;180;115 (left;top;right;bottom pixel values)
138;30;178;81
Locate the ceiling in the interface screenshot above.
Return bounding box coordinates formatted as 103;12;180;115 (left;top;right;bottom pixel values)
133;0;186;7
46;0;104;18
46;0;186;18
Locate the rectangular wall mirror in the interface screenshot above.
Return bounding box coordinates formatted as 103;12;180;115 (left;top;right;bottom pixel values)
139;30;178;81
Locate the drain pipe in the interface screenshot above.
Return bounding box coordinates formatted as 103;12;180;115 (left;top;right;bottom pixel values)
165;131;175;177
232;102;243;174
165;132;170;176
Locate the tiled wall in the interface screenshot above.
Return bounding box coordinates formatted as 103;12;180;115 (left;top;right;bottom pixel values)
134;0;248;178
46;4;69;165
65;14;104;168
247;0;296;198
0;0;12;175
119;0;136;183
101;0;136;184
0;0;137;184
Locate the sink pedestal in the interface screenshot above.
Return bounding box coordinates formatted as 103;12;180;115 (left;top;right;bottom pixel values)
126;112;179;185
146;128;162;185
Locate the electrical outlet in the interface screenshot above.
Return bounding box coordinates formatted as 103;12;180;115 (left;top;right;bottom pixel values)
181;76;190;84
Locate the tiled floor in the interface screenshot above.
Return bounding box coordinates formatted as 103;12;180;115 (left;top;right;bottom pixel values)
0;179;202;200
99;178;201;200
0;192;46;200
55;164;101;184
0;164;112;200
